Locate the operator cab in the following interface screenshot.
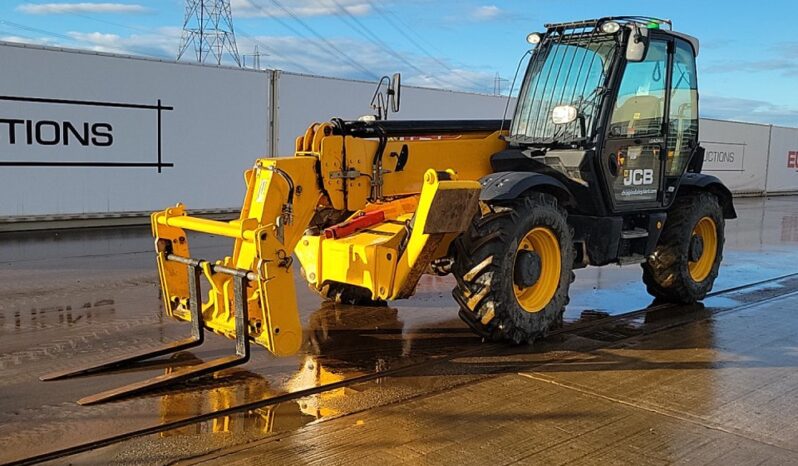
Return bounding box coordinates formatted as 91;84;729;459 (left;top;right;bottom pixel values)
503;17;701;216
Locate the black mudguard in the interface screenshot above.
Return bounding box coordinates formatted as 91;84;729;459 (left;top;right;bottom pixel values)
479;171;573;205
678;173;737;219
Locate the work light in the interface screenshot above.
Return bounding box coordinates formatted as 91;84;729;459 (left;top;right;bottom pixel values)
526;33;542;45
600;21;621;34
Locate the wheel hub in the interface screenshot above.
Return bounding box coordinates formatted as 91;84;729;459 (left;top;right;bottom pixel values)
513;226;561;313
514;250;542;288
689;234;704;262
688;216;718;282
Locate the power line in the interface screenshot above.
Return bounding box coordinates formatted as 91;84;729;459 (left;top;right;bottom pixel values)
250;0;378;79
330;0;451;88
0;18;133;55
15;0;297;73
0;18;78;43
6;0;326;76
365;1;491;91
6;1;493;92
236;26;316;74
11;0;184;56
19;0;172;38
4;0;184;57
0;29;35;41
368;3;449;67
377;5;448;56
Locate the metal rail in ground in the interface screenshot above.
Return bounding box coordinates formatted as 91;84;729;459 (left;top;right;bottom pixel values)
12;271;798;466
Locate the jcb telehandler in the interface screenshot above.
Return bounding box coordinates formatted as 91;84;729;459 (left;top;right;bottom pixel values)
44;16;736;404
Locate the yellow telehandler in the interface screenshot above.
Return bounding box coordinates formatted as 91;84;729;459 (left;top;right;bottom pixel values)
44;16;736;404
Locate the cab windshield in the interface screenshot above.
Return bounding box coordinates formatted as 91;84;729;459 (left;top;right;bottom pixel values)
510;32;620;146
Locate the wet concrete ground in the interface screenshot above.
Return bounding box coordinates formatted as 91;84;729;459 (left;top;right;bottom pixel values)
1;196;797;464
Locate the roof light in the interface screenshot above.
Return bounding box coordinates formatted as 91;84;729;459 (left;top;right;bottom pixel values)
526;33;542;45
646;21;661;29
600;21;620;34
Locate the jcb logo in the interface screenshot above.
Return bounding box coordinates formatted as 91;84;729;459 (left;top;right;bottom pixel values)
623;169;654;186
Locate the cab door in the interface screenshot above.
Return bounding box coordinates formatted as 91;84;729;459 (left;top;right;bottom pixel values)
662;39;700;203
600;37;671;211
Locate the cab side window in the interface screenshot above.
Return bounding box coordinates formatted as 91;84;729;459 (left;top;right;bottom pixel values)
666;40;698;176
609;40;668;138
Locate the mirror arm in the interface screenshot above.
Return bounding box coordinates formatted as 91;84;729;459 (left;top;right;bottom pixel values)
370;76;391;121
579;115;587;141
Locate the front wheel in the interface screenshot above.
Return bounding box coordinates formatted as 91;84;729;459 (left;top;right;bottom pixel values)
452;193;574;344
642;192;725;303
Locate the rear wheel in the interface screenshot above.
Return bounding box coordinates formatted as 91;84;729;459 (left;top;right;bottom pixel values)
642;192;725;303
452;193;574;344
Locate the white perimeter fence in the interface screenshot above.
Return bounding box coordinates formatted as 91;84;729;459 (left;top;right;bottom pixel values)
0;41;795;219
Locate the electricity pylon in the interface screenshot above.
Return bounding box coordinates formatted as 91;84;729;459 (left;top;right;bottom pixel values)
177;0;241;66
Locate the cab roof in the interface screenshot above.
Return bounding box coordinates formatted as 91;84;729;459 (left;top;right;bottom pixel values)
542;16;700;57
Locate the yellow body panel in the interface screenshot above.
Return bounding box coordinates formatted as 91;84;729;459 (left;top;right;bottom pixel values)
295;170;481;301
296;214;407;300
340;131;506;210
152;122;507;358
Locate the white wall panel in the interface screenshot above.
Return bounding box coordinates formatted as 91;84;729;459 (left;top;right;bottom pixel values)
766;126;798;193
1;43;797;219
699;119;771;194
0;42;270;216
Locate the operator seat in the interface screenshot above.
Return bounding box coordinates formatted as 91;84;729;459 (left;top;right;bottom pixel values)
611;95;663;136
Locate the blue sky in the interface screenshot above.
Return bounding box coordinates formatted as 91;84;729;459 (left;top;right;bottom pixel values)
1;0;797;126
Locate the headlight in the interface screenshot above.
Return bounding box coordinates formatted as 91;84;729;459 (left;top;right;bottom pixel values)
551;105;578;125
526;32;542;45
600;21;620;34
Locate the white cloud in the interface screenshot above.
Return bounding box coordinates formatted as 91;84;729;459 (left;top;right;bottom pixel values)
232;0;371;18
66;27;181;57
68;31;121;44
470;5;502;21
0;35;57;45
17;2;150;15
702;95;798;127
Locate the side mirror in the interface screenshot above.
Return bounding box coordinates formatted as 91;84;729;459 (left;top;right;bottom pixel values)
626;25;649;62
388;72;401;113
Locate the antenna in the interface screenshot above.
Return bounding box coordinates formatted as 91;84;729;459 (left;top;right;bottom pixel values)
177;0;241;66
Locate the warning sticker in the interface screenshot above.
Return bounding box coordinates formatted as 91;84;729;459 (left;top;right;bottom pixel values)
256;179;268;203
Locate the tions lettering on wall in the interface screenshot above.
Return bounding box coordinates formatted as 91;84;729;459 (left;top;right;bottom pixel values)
700;141;745;172
0;95;174;172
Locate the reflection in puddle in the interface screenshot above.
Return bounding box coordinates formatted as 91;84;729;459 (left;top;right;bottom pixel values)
307;303;405;371
0;299;115;331
781;216;798;242
159;373;317;437
156;303;398;438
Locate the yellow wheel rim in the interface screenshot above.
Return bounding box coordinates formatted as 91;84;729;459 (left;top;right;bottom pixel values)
688;216;718;282
513;227;561;313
